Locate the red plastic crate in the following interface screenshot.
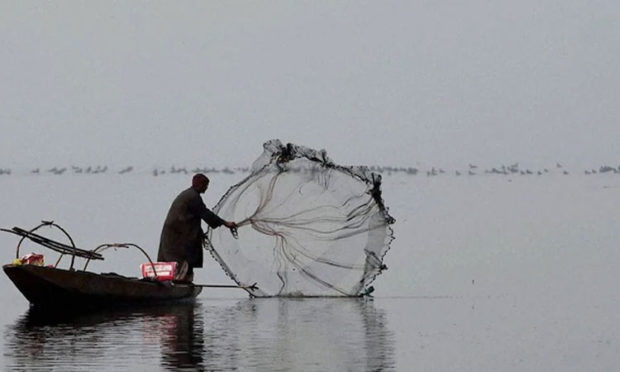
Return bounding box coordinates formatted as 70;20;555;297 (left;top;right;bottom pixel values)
140;262;176;281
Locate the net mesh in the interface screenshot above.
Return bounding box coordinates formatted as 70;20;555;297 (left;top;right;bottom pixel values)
206;140;395;297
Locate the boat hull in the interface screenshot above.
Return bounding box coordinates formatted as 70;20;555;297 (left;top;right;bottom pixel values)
3;264;201;308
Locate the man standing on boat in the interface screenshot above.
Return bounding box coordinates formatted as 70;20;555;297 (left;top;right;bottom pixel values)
158;173;237;282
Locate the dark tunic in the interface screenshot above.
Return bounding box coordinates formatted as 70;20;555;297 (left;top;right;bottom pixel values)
158;187;225;268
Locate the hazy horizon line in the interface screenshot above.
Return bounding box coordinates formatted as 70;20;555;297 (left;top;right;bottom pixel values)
1;163;618;177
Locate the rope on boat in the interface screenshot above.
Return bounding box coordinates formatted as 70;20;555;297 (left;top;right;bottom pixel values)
188;282;258;290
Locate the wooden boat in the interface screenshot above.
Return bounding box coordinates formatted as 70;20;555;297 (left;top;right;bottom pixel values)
3;264;201;308
2;221;202;308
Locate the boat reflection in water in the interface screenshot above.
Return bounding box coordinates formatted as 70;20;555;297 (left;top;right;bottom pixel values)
5;298;395;371
5;302;205;371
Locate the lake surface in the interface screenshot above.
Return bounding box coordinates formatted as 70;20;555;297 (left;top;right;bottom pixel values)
3;296;395;371
0;171;618;371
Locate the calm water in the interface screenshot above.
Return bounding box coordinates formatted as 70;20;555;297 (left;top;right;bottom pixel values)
2;296;395;371
1;173;619;371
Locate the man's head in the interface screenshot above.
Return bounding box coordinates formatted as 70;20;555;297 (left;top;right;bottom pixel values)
192;173;210;194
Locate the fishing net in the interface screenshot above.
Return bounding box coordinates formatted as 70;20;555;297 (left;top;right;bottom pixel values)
206;140;395;297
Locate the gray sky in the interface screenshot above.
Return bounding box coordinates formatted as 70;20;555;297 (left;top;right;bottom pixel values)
1;1;618;168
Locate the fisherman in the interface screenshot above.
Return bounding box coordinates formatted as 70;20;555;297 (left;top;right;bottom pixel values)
158;173;237;282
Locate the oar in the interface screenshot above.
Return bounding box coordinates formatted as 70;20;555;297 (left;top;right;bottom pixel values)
189;282;258;290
